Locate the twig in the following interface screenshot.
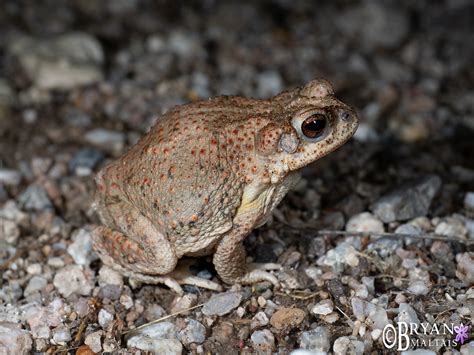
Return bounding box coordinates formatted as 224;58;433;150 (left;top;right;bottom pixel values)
284;226;472;245
124;303;204;336
274;291;319;300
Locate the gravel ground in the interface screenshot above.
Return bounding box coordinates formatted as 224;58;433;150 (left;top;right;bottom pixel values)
0;1;473;354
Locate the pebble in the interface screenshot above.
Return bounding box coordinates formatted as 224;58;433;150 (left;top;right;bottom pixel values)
18;184;53;211
98;266;123;287
67;228;94;266
312;299;334;316
53;265;94;297
461;340;474;354
127;337;183;354
299;326;330;352
170;293;198;314
0;322;32;354
346;212;385;233
85;331;103;353
84;128;126;152
52;326;71;344
98;309;114;329
401;350;436;355
367;238;402;258
270;307;305;330
251;311;269;329
24;276;48;297
0;217;20;244
131;322;176;339
8;32;104;90
256;71;283;98
371;175;442;223
177;319;206;345
69;148;104;176
0;168;21;186
318;239;360;272
333;336;364;355
396;303;420;325
456;253;474;284
435;216;468;238
337;1;408;51
464;192;474;211
407;280;430;295
202;291;243;316
251;329;275;354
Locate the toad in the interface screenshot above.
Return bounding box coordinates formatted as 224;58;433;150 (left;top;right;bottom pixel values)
93;79;359;293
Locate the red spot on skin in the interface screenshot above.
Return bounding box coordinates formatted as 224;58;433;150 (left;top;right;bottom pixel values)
163;148;170;155
143;177;151;185
169;166;176;174
229;154;234;160
190;214;198;222
203;197;209;204
252;166;257;173
221;144;226;149
160;174;167;181
97;184;105;191
233;129;238;135
222;171;229;178
111;183;119;189
228;138;234;144
169;187;175;193
200;149;206;155
210;138;217;145
240;163;245;168
191;150;196;155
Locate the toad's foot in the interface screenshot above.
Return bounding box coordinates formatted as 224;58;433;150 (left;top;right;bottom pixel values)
236;263;282;286
99;253;222;295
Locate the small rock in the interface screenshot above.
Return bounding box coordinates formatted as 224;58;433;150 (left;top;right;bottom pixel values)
312;299;334;316
346;212;385;233
69;148;104;176
0;169;21;186
52;326;71;344
84;331;103;353
396;303;420;325
371;175;441;223
251;329;275;354
465;192;474;211
170;293;198;314
202;292;243;316
24;276;48;296
177;319;206;345
0;322;32;354
456;253;474;284
407;280;430;295
270;307;305;330
84;128;126;152
461;340;474;354
401;350;436;355
251;311;269;329
0;217;20;244
18;184;53;211
435;217;468;238
256;71;283;98
127;336;182;354
98;266;123;287
67;228;94;266
98;309;114;329
367;238;403;258
143;304;166;322
8;32;104;90
299;326;331;352
333;336;364;355
132;322;176;339
53;265;94;297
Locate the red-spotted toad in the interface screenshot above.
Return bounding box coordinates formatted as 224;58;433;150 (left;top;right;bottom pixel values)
93;79;359;293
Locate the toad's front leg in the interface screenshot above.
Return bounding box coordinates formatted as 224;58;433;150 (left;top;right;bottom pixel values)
213;215;281;286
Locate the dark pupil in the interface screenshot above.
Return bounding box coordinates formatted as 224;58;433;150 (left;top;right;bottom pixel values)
302;114;327;138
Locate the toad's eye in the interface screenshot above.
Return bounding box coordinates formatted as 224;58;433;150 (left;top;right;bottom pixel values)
301;113;327;139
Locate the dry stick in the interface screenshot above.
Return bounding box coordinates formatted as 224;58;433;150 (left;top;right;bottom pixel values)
123;304;204;336
292;227;472;246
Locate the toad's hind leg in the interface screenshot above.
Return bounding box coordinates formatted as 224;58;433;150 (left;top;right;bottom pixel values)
93;201;221;294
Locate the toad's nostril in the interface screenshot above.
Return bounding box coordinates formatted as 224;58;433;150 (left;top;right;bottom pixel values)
340;110;351;122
